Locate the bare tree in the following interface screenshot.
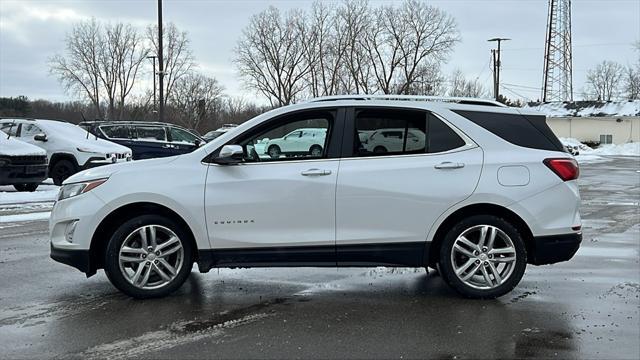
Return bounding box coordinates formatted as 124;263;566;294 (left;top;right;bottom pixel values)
338;0;375;94
147;23;196;107
50;19;149;120
584;60;625;101
235;7;311;106
448;69;487;98
362;0;459;94
169;72;225;132
49;19;103;117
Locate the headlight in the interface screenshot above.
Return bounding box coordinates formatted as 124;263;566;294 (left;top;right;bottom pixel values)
57;178;108;201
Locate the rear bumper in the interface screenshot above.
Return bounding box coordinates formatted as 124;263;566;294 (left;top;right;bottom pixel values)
50;243;93;275
529;232;582;265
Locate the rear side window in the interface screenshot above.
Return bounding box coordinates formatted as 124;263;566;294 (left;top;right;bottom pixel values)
353;109;466;157
136;126;167;141
101;125;130;139
452;110;564;152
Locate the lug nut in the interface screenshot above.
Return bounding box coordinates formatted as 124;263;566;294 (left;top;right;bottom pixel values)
482;247;488;253
155;251;160;256
488;254;493;259
484;261;489;266
473;251;479;256
475;260;481;264
141;254;146;259
154;260;158;264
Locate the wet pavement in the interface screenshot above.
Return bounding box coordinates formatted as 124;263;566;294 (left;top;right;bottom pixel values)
1;157;639;359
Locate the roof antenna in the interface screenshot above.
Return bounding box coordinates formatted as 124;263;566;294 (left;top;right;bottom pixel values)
80;112;90;139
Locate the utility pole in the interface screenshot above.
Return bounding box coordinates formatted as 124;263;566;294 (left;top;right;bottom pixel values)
157;0;165;122
147;55;157;116
488;37;510;101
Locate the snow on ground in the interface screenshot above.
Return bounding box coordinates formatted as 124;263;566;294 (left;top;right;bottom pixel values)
559;137;640;163
0;182;59;205
0;211;51;224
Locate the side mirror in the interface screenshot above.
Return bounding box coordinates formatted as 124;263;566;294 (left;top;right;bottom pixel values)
34;134;47;142
214;145;244;165
194;139;202;147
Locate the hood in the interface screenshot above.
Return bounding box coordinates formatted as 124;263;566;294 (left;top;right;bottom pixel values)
0;131;46;156
63;155;179;184
37;120;131;154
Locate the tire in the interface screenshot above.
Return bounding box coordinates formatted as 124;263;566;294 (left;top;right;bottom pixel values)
438;215;527;299
373;146;387;154
104;214;194;299
51;159;77;186
309;145;323;157
13;183;39;192
267;145;281;159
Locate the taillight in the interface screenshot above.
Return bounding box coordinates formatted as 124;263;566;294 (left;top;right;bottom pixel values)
544;158;579;181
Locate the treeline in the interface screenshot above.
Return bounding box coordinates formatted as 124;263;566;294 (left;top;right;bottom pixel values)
0;96;266;134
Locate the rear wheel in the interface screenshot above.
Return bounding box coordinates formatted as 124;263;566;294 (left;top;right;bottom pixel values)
309;145;323;157
439;215;526;299
51;159;77;186
13;183;39;192
267;145;281;159
104;214;193;299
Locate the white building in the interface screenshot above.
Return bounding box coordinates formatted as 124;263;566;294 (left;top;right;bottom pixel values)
525;101;640;145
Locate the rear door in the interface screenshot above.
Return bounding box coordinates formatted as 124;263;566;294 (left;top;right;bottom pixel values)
335;107;483;266
132;125;172;159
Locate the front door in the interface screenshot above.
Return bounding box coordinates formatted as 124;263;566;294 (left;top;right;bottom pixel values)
204;108;343;266
133;125;172;159
336;107;483;266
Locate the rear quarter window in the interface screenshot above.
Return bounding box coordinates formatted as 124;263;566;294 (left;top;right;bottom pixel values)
452;110;564;152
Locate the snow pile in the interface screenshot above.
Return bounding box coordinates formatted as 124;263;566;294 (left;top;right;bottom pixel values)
558;137;640;163
591;142;640;156
525;101;640;117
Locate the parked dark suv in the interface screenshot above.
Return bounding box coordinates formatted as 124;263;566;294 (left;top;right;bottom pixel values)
78;121;204;160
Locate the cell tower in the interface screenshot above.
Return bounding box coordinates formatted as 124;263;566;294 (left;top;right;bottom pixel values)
542;0;573;102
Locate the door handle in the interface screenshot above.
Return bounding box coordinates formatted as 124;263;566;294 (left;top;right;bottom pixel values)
301;169;332;176
434;162;465;169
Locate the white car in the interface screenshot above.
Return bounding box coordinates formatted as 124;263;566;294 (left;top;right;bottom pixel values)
49;95;582;299
0;119;132;185
362;128;426;154
203;124;238;142
264;128;326;158
0;130;48;191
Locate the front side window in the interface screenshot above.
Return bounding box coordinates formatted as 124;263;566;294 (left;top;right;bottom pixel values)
20;123;44;137
100;125;130;139
0;122;19;137
136;126;167;141
169;127;198;145
236;111;333;162
353;108;466;157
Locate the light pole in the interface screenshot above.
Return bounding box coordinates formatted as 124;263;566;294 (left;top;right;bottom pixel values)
157;0;164;122
488;37;510;101
147;55;157;116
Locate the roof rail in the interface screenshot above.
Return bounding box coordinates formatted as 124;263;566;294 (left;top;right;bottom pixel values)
306;95;506;107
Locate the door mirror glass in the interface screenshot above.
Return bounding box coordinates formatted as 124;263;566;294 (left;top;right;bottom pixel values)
33;133;47;142
214;145;244;164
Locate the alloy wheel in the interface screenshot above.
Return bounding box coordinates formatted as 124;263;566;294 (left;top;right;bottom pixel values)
118;225;184;290
450;225;517;290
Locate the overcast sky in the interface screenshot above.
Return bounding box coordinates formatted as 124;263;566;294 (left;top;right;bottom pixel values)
0;0;638;104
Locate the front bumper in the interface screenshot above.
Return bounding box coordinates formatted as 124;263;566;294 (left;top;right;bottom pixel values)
0;164;48;185
50;243;92;275
529;232;582;265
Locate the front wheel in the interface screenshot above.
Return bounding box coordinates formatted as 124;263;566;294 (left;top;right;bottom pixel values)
104;214;193;299
267;145;281;159
51;159;77;186
13;183;39;192
438;215;527;299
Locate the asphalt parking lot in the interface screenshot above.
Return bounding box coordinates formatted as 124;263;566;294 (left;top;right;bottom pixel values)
1;157;638;359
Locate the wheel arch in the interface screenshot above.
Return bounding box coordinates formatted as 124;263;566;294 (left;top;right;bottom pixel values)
88;202;198;274
427;203;534;268
49;152;78;170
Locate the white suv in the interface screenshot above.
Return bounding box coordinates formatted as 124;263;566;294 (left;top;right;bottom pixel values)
49;96;582;299
0;119;132;185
